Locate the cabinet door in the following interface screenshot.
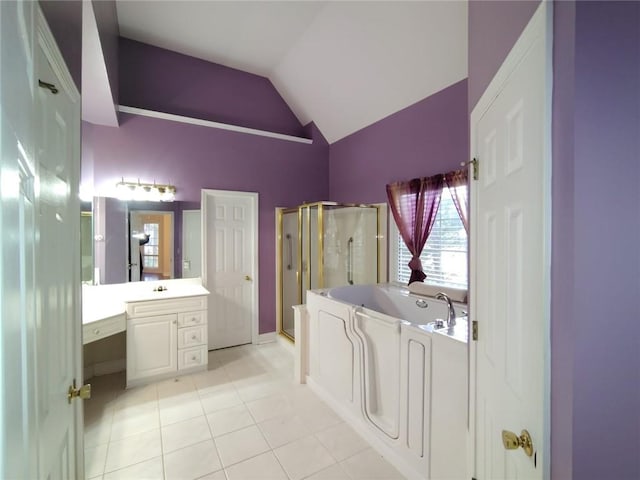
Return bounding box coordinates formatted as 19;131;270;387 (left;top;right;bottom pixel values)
127;314;177;382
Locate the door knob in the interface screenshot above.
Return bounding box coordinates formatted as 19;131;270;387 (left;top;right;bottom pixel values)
245;275;252;281
501;429;533;457
67;379;91;404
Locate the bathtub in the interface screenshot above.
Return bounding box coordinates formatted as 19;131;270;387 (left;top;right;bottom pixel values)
299;283;468;480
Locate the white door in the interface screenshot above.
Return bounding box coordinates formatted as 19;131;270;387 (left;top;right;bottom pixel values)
182;209;202;278
470;4;550;479
202;190;258;350
0;5;82;478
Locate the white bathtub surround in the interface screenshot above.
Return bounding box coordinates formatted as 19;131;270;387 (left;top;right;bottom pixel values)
301;284;468;480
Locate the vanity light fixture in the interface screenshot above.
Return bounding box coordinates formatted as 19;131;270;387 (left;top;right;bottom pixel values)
115;178;176;202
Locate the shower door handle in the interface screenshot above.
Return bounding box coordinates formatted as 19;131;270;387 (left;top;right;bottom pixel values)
286;234;293;271
347;237;354;285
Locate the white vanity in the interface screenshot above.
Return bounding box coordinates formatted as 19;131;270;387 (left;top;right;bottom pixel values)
82;278;209;387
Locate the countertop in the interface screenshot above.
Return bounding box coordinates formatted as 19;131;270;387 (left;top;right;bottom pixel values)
82;278;209;326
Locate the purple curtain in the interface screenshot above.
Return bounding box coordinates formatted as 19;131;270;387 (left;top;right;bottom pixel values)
444;169;469;233
386;175;443;284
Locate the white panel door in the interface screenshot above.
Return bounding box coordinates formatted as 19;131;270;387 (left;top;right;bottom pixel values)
471;4;550;479
202;190;257;350
127;314;178;381
35;10;83;480
182;209;202;278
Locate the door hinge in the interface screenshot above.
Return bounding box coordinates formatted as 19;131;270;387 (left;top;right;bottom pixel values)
472;320;478;341
462;158;479;180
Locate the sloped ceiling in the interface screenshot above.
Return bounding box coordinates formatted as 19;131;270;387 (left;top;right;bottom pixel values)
116;1;468;144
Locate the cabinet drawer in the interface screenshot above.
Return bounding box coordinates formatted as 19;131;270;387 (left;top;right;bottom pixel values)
177;310;206;327
83;313;126;344
178;325;207;348
178;345;208;370
127;295;207;318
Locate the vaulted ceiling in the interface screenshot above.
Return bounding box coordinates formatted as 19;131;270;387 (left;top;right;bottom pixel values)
115;1;468;144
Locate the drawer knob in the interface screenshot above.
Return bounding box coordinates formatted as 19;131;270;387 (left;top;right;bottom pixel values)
191;356;197;361
93;329;100;335
191;335;197;340
191;318;197;322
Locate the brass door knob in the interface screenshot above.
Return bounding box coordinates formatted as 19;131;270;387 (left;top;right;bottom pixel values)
67;379;91;404
245;275;252;281
501;429;533;457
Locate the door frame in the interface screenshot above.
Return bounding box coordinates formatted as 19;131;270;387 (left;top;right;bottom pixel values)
201;189;259;345
468;2;552;478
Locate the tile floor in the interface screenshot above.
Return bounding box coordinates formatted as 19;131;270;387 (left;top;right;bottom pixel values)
84;342;405;480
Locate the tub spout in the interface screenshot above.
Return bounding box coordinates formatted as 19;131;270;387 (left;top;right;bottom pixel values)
435;292;456;328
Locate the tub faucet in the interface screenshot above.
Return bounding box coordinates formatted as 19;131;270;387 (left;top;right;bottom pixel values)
435;292;456;327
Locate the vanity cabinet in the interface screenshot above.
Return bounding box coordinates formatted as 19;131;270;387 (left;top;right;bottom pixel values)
126;295;208;387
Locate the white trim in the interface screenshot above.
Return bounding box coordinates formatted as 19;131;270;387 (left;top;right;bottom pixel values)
257;332;277;344
117;105;313;145
36;7;79;103
469;2;552;479
201;189;260;346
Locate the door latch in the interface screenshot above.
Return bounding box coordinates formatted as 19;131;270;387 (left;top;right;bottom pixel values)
67;379;91;404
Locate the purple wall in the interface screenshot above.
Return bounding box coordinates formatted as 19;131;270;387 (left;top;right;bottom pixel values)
40;0;82;91
467;0;540;111
119;38;304;138
559;2;639;478
86;115;328;333
550;2;576;478
329;79;469;204
91;0;119;106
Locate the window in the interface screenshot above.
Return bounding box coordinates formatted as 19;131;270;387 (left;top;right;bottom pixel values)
390;186;468;289
142;222;159;269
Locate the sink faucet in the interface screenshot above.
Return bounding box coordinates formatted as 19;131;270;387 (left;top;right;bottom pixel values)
435;292;456;327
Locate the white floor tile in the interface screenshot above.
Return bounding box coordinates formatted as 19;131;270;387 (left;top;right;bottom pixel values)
296;404;342;434
199;387;243;413
85;443;108;479
196;470;227;480
258;414;311;448
104;429;162;473
273;435;336;480
110;405;159;441
314;422;369;461
113;384;157;411
162;415;213;453
224;451;288;480
214;425;270;467
84;414;113;449
159;392;205;426
164;439;223;480
157;376;196;400
339;448;404;480
102;456;164;480
304;463;351;480
206;404;255;437
245;394;293;423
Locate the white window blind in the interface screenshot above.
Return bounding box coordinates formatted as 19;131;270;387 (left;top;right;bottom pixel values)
393;187;468;289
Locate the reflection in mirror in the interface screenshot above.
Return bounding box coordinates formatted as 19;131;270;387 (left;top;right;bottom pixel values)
80;204;93;283
89;197;200;285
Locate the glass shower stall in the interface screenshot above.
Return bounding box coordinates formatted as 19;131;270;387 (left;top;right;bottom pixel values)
277;202;384;341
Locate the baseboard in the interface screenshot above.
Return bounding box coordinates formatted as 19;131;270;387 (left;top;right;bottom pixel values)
84;358;125;380
256;332;277;344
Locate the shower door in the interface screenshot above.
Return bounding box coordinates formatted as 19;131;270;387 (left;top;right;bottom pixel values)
279;209;298;340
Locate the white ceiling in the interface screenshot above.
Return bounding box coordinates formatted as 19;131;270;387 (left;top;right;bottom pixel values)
116;1;468;144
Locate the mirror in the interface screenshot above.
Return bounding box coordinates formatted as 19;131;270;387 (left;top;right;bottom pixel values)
85;196;201;284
